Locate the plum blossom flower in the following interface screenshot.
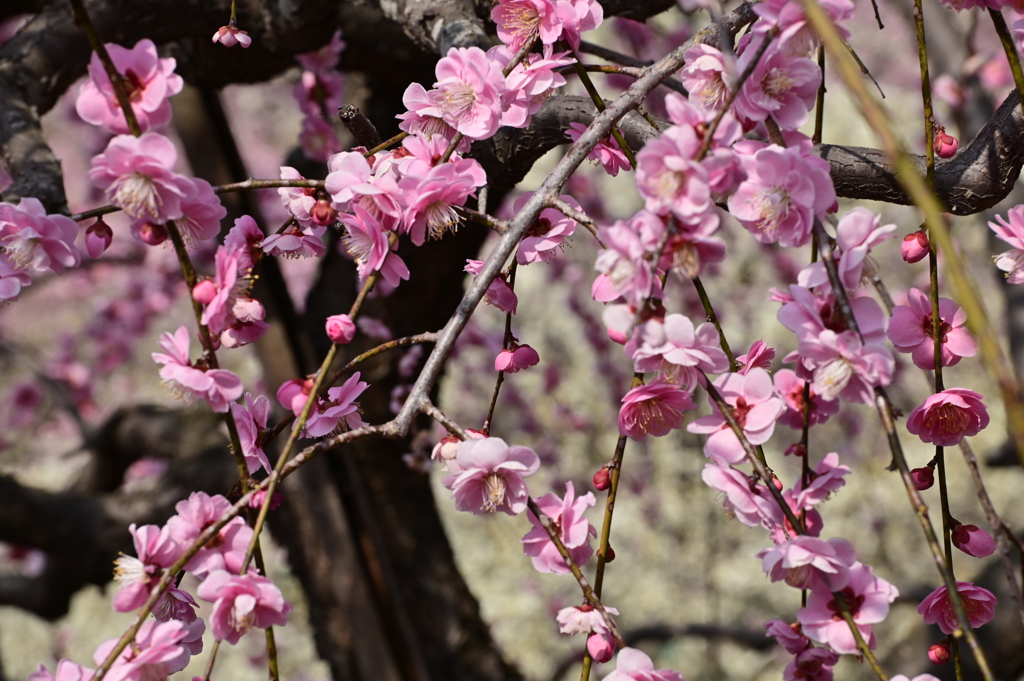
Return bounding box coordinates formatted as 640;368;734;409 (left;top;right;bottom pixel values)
618;379;696;440
752;0;854;56
594;217;662;307
603;648;684;681
75;39;183;134
326;314;357;344
797;562;899;654
687;369;786;465
887;289;976;369
513;192;579;264
196;569;291;644
283;372;369;438
465;259;518;313
911;464;935;490
85;218;113;258
950;520;996;558
400;161;486;245
627;314;729;388
88;133;195;224
112;524;188;617
93;619;204;681
989;205;1024;283
784;647;840;681
166;491;253;580
442;437;540;515
230;393;271;474
495;343;540;373
175;178;227;246
521;482;596;573
492;0;562;50
341;205;410;287
566;122;631;177
934;126;958;159
428;47;506;141
299;116;341;162
294;69;343;118
635;125;711;222
794;452;850;509
917;582;997;635
555;0;603;51
151;326;243;412
556;603;620;663
261;221;326;259
0;198;81;276
906;388;989;446
701;463;785;529
736;340;775;374
773;368;839;428
499;46;574;128
902;230;930;263
800;208;895;291
212;19;252;48
758;536;855;591
764;619;810;655
224;215;264;272
731;38;820;130
799;330;894;405
681;44;732;113
728;142;835;248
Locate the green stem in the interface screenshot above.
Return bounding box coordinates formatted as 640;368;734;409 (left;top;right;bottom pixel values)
569;49;636;169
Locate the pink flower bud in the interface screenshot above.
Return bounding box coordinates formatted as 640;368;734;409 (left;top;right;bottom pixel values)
934;126;958;159
85;218;113;258
310;199;338;226
494;343;540;373
928;641;951;665
192;280;217;305
325;314;356;345
586;631;615;663
950;520;996;557
911;465;935;490
249;489;283;510
902;230;930;263
138;222;168;246
592;467;611;491
785;443;806;457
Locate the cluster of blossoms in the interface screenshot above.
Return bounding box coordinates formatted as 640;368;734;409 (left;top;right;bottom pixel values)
32;492;290;681
293;30;346;162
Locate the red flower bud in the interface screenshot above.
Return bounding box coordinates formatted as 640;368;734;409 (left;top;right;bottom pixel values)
592;467;611;491
602;546;616;562
929;641;951;665
934;126;958;159
138;222;168;246
911;465;935;490
902;230;930;263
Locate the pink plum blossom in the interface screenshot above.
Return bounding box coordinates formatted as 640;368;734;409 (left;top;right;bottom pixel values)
400;161;486;245
495;343;540;373
521;481;597;573
75;39;183;134
618;379;696;440
85;218;113;258
212;20;252;48
800;330;894;404
917;582;997;635
442;437;540;515
556;603;619;661
911;464;935;490
224;215;264;272
627;314;729;388
594;217;662;307
294;69;343;118
736;340;775;374
950;520;996;558
112;523;186;615
166;491;254;580
701;463;785;530
634;124;711;222
989;205;1024;283
794;452;850;510
326;314;357;344
681;44;732;113
799;207;895;291
340;204;410;286
465;259;518;313
687;369;786;465
396;83;465;149
492;0;562;50
278;167;318;227
230;392;271;474
758;536;855;591
731;38;820;130
151;326;243;412
906;388;989;446
499;46;574;127
603;647;684;681
777;284;888;348
555;0;603;51
934;126;958;158
428;47;506;141
510;193;579;264
261;221;326;259
773;368;839;428
0;198;81;276
175;178;227;246
887;288;977;369
196;569;292;644
93;619;203;681
797;562;899;654
764;619;810;655
295;29;345;73
324;151;377;213
728;142;835;247
88;133;195;224
301;372;369;438
566;122;631;177
784;647;840;681
752;0;854;56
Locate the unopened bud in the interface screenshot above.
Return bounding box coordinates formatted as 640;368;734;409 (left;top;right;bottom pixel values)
85;218;113;258
602;546;616;562
192;280;217;305
310;199;338;226
902;230;930;263
592;467;611;491
929;641;951;665
934;126;958;159
785;443;806;458
325;313;356;345
138;222;168;246
911;465;935;490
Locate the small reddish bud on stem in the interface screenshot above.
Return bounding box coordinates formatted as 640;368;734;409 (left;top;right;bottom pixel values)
929;640;951;665
902;230;930;263
592;467;611;491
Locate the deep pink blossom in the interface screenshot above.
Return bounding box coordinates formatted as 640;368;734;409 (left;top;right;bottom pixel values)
262;221;326;259
278;167;318;227
499;46;574;127
911;464;935;490
151;326;243;412
428;47;506;141
764;619;810;655
732;38;820;130
701;463;784;530
797;562;899;654
728;142;835;247
465;259;518;313
989;205;1024;283
165;491;253;580
88;133;195;224
230;392;271;474
400;161;486;245
512;192;579;264
93;619;203;681
85;218;113;258
326;314;357;344
929;642;952;665
687;369;786;465
196;569;291;644
777;284;888;347
396;83;465;149
224;215;264;272
442;437;540;515
212;20;252;48
934;126;958;159
618;379;696;440
566;122;631;177
918;581;997;635
902;230;930;263
0;198;80;276
555;0;603;51
603;647;684;681
495;343;540;373
627;314;729;388
950;520;996;558
784;647;840;681
759;536;855;591
492;0;562;50
305;372;369;437
75;39;183;134
906;388;989;446
773;368;839;428
888;289;977;369
341;205;410;287
521;482;596;573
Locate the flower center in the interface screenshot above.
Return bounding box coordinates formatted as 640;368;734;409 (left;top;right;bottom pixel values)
110;172;162;221
812;357;853;401
424;201;461;240
2;233;39;271
762;68;794;98
755;187;792;237
123;68;146;103
481;472;507;512
438;83;477;119
499;3;541;44
923;403;969;437
921;313;953;343
732;396;752;429
826;586;864;621
699;76;730;111
113;554;150;586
